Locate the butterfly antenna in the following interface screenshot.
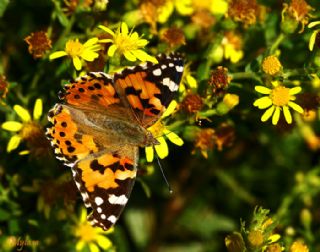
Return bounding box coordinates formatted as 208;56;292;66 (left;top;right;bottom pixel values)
155;150;173;194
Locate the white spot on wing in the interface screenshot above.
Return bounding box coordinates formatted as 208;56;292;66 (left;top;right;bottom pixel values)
163;77;178;91
101;214;106;219
108;194;128;205
153;68;162;76
108;215;117;223
175;65;183;72
161;64;167;69
169;63;174;67
95;197;104;206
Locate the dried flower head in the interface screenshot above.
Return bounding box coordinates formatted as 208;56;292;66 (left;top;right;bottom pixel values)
228;0;260;26
215;124;235;151
262;55;282;76
181;93;203;113
194;128;215;158
161;26;186;48
0;75;9;101
248;230;264;247
191;9;215;29
282;0;314;32
140;0;167;33
63;0;93;15
265;243;282;252
208;66;231;96
24;31;52;59
296;93;320;112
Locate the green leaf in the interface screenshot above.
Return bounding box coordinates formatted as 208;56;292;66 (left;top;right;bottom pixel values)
0;208;11;221
0;0;9;17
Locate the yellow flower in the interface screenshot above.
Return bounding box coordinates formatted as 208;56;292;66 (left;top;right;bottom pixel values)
222;32;244;63
308;21;320;51
49;38;101;71
145;101;184;162
289;240;309;252
74;208;114;252
179;62;198;93
99;22;157;63
2;99;43;154
253;83;304;125
262;56;282;76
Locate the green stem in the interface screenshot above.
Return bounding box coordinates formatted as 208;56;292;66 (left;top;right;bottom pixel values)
270;33;285;54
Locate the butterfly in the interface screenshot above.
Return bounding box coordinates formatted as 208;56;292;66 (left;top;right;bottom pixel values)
46;53;184;230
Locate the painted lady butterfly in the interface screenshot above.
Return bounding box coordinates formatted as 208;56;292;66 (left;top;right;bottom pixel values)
46;53;184;230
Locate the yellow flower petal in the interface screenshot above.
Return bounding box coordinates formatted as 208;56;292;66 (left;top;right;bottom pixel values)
14;105;31;122
158;1;174;23
73;56;82;71
131;49;149;61
76;241;85;251
121;22;129;35
154;136;169;159
2;121;23;132
163;129;184;146
33;98;43;120
49;51;68;60
123;50;137;61
89;243;100;252
145;146;154;162
309;31;317;51
283;106;292;124
81;50;99;61
289;86;302;95
288;101;304;113
162;100;177;118
83;37;99;47
261;106;275;122
253;97;273;109
19;150;30;155
96;235;112;249
7;135;22;152
268;234;281;243
175;0;193;15
186;75;197;88
98;25;115;36
108;44;118;57
80;208;87;223
255;86;272;94
99;38;113;43
272;107;281;125
308;21;320;28
136;39;148;47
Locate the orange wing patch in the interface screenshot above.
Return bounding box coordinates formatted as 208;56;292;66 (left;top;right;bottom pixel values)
46;104;99;164
61;72;120;108
77;153;136;192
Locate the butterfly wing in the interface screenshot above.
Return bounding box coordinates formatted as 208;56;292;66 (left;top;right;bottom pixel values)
114;53;184;127
46;72;138;230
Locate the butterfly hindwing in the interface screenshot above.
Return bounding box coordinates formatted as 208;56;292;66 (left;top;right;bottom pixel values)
114;53;184;127
72;147;138;230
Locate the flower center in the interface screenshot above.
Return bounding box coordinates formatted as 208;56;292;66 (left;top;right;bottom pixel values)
270;86;290;106
20;122;43;141
115;34;138;53
65;40;84;57
75;223;97;242
262;56;282;75
148;121;165;138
